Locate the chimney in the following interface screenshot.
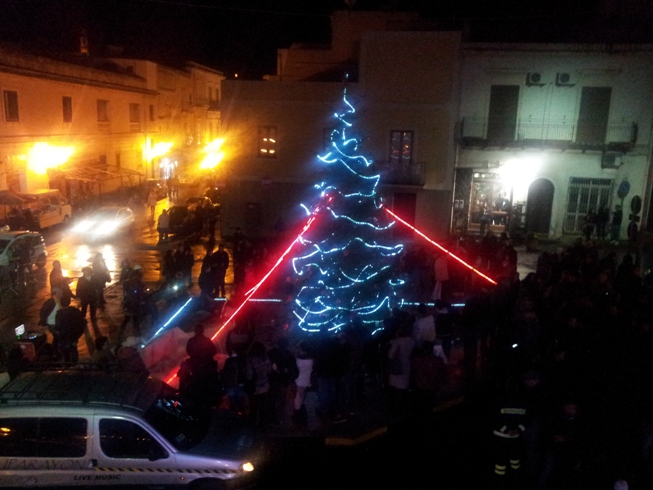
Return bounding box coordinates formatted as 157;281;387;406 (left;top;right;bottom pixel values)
80;28;89;55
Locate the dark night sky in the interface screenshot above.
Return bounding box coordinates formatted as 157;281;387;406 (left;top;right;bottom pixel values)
1;0;651;79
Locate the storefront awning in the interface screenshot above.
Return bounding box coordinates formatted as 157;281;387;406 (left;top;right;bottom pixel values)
51;164;145;183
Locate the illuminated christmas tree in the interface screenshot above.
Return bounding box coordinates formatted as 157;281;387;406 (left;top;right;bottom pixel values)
291;87;404;332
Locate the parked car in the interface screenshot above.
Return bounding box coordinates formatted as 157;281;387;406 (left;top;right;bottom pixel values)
167;204;207;238
0;230;47;269
71;206;135;241
186;196;214;211
0;369;262;489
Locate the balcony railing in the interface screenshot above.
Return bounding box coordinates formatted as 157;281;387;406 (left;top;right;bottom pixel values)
459;117;638;150
373;161;425;186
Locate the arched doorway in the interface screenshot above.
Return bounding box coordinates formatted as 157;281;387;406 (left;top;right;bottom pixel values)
526;179;554;234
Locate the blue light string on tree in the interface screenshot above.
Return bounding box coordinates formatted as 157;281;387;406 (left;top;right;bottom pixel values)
291;84;405;332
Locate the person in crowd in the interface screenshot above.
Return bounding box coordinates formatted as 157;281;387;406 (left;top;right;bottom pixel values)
180;324;221;407
221;345;248;414
147;189;158;220
118;264;147;340
387;324;415;418
38;287;63;357
431;250;450;302
596;204;610;241
583;208;597;242
245;341;271;428
292;341;314;426
410;340;446;415
412;303;436;351
118;258;133;292
161;249;176;287
76;266;100;337
49;260;73;301
611;204;623;244
213;242;230;298
198;247;216;299
267;337;299;426
54;294;86;364
313;325;347;423
91;253;111;308
157;208;170;242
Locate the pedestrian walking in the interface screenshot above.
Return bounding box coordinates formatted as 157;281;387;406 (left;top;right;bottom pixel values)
148;189;158;220
38;287;63;357
119;265;147;340
213;243;230;298
54;294;86;365
49;260;74;301
91;253;110;308
157;208;170;242
76;266;100;337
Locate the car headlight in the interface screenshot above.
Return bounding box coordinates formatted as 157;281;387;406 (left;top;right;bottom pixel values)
72;220;94;233
94;220;120;236
241;462;254;472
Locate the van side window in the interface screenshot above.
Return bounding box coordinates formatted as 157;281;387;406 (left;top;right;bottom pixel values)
99;419;168;459
0;417;87;458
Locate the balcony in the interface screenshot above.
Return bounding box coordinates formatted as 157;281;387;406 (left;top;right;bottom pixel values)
373;161;425;186
458;117;638;152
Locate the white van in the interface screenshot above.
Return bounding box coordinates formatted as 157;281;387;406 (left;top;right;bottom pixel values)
0;370;262;489
15;189;72;230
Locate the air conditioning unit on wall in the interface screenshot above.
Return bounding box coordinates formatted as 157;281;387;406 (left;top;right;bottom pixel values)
601;152;622;169
556;72;576;86
526;72;545;86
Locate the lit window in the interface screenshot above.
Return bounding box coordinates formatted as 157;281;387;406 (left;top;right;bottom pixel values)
62;96;73;123
129;103;141;123
390;130;414;164
97;100;109;122
3;91;19;122
258;126;277;158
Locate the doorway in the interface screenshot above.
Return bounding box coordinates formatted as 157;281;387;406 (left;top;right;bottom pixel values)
525;179;554;234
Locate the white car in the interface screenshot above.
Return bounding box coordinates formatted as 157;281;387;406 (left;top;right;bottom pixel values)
0;230;47;269
71;206;135;240
0;369;262;489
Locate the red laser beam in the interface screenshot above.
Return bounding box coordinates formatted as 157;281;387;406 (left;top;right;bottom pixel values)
384;207;497;286
166;216;317;384
210;215;317;341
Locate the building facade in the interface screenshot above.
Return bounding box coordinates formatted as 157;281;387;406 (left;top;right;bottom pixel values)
220;11;461;239
0;44;224;203
454;43;653;239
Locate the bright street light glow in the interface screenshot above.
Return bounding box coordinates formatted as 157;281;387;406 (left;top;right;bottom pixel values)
27;143;74;174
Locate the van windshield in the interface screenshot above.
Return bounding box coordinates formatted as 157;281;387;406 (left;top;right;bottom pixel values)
143;397;210;451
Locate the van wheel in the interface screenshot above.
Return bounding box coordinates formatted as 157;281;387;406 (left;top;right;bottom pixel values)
35;254;47;269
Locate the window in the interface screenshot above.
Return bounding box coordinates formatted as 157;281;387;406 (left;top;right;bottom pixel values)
99;419;167;460
563;178;613;233
62;96;73;123
115;152;121;169
0;417;87;458
487;85;519;141
129;103;141;123
258;126;277;158
390;130;414;164
149;104;155;121
97;99;109;122
3;90;19;122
